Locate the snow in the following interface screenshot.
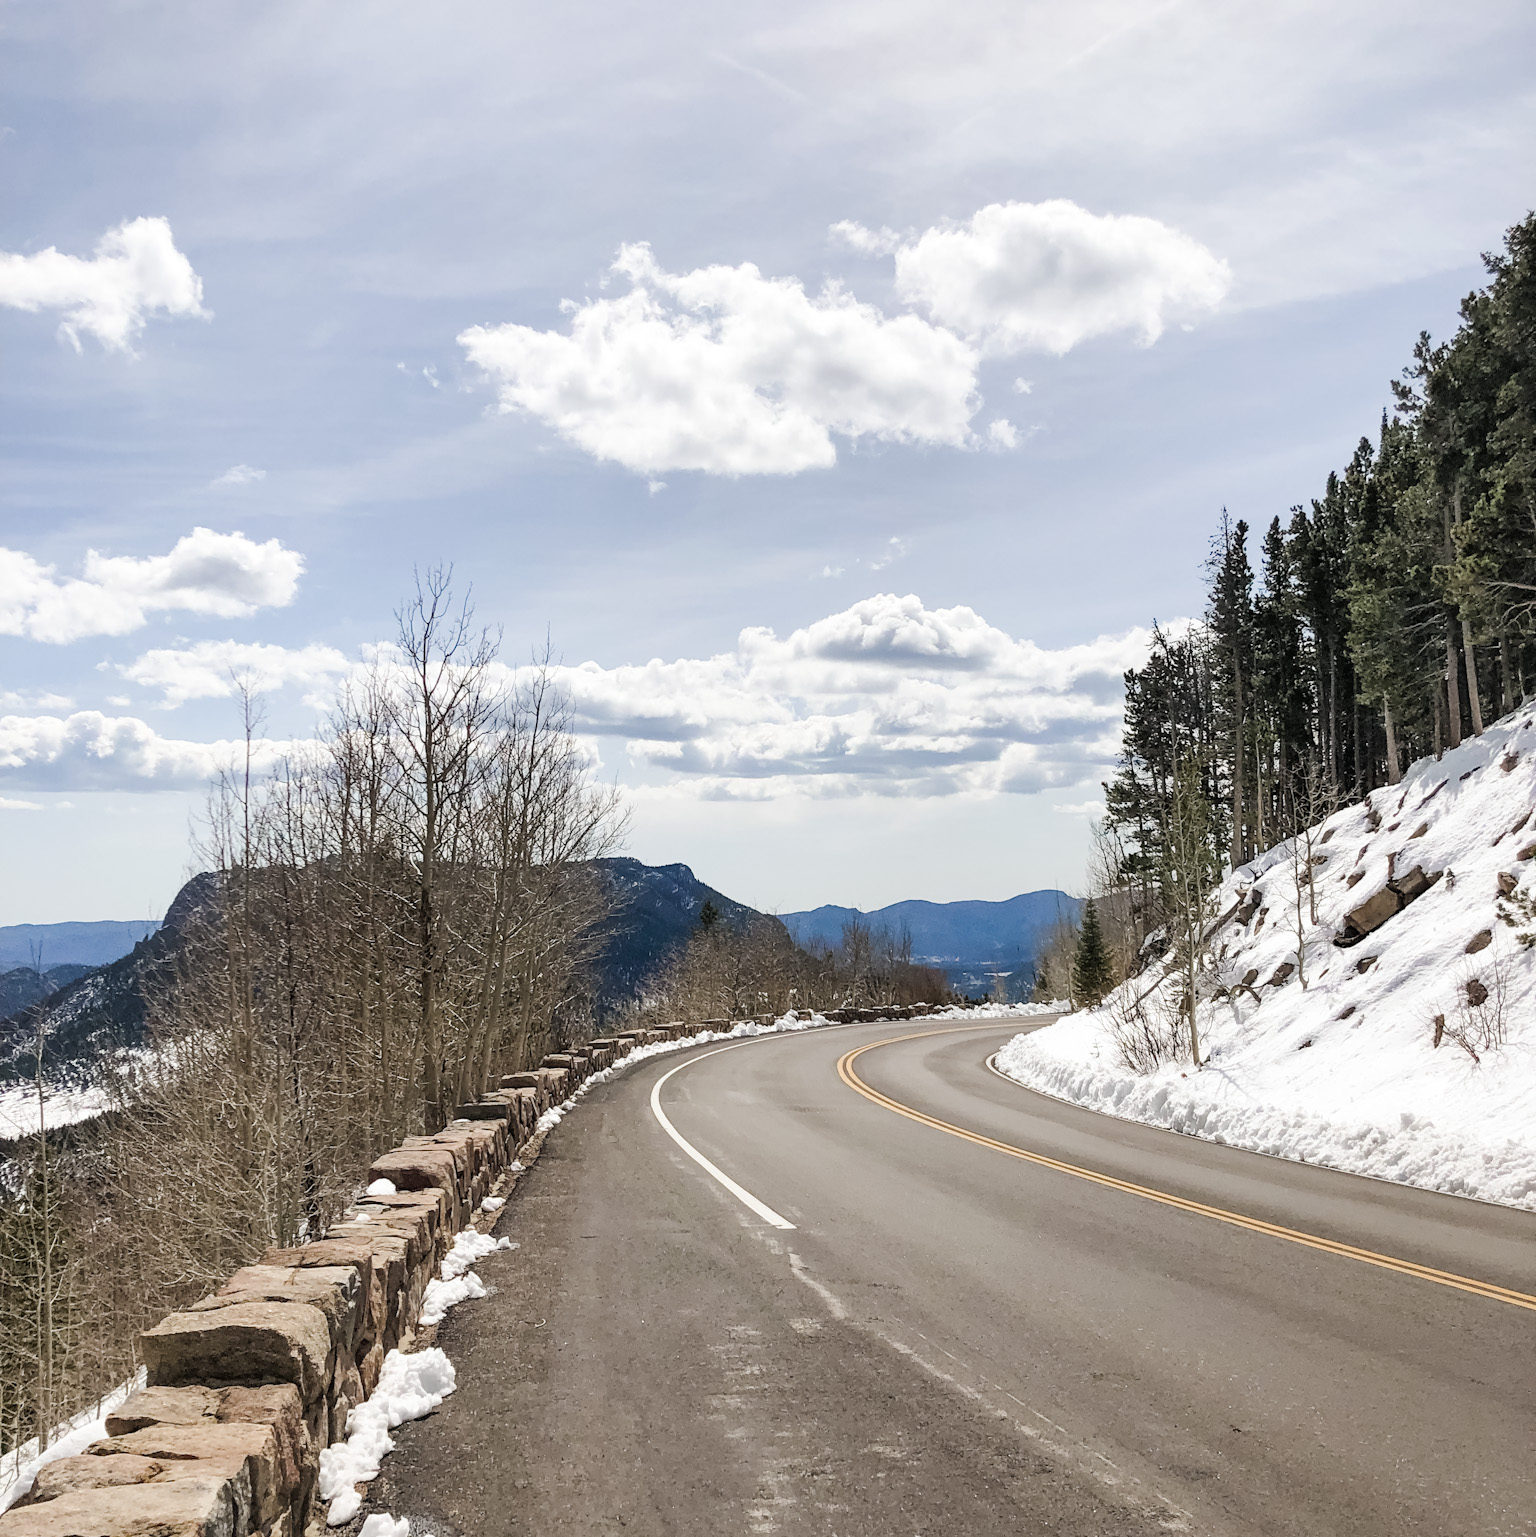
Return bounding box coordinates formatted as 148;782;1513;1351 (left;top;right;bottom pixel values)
358;1515;410;1537
320;1348;456;1525
478;1194;505;1212
996;705;1536;1210
0;1370;146;1514
418;1230;514;1327
365;1178;397;1196
0;1081;113;1139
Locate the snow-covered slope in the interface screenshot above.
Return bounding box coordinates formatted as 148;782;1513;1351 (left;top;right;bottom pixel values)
998;705;1536;1210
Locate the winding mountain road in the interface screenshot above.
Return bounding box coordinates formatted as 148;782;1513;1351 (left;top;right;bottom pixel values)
377;1016;1536;1536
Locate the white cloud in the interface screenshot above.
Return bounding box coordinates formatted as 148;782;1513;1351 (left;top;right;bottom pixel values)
867;536;909;570
828;219;901;257
459;242;980;475
0;711;287;791
544;593;1160;800
1053;798;1107;817
0;796;44;812
0;528;304;644
1012;378;1032;394
839;200;1230;355
212;464;266;487
116;640;351;708
986;419;1019;450
0;216;208;352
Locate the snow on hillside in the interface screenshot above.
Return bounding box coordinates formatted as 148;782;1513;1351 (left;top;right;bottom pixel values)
998;704;1536;1210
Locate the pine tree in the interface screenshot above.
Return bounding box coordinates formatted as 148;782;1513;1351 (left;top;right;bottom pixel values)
1070;901;1114;1008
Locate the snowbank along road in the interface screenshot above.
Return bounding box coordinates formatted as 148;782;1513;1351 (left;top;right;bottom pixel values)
377;1014;1536;1537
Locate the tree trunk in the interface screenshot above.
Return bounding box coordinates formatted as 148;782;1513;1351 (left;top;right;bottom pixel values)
1383;701;1402;784
1445;629;1463;748
1462;616;1484;734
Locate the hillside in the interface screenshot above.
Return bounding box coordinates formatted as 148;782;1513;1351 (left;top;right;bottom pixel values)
998;704;1536;1210
0;859;781;1093
781;890;1079;995
0;919;160;971
586;857;787;1014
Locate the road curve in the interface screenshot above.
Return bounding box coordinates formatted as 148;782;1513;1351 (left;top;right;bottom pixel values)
377;1017;1536;1537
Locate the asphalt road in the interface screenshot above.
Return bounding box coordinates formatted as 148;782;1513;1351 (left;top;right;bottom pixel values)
377;1017;1536;1536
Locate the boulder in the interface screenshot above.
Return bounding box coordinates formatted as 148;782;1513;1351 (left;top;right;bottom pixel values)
92;1421;288;1531
140;1300;333;1404
499;1072;541;1090
26;1456;165;1504
190;1266;361;1358
0;1475;238;1537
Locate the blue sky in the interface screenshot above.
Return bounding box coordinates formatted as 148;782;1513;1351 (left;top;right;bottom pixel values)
2;0;1532;925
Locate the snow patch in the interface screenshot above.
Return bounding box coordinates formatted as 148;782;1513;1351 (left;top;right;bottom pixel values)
319;1349;456;1525
0;1370;146;1513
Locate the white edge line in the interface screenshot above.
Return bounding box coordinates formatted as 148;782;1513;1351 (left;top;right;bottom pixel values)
650;1044;797;1230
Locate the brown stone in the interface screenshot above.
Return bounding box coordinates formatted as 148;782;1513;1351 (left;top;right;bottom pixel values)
106;1387;222;1436
1500;753;1519;772
1268;962;1295;986
369;1145;458;1196
1408;821;1429;839
453;1100;513;1124
92;1421;287;1531
140;1300;332;1404
1336;886;1400;945
191;1266;361;1357
1465;929;1493;954
1498;871;1518;897
1346;870;1365;887
0;1476;238;1537
1354;955;1377;973
26;1456;164;1504
1518;841;1536;862
1393;865;1439;901
1466;977;1489;1008
1240;968;1259;987
499;1072;541;1089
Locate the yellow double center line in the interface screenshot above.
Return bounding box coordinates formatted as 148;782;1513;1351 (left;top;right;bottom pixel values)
838;1028;1536;1314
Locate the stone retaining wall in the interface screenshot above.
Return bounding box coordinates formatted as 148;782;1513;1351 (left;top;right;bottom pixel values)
0;1007;937;1537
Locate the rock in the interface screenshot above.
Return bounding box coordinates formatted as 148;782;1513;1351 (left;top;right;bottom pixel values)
1498;871;1518;897
140;1300;333;1404
1500;753;1519;772
1466;978;1489;1008
1519;841;1536;862
1346;870;1365;887
1408;821;1429;839
92;1421;286;1531
1433;1014;1445;1048
1393;865;1440;901
0;1475;238;1537
1354;955;1377;973
1335;886;1400;946
454;1100;513;1124
499;1072;541;1090
1465;929;1493;954
106;1387;222;1436
367;1147;460;1216
1268;962;1295;986
190;1267;361;1358
1240;968;1259;987
1337;1005;1355;1019
26;1456;165;1504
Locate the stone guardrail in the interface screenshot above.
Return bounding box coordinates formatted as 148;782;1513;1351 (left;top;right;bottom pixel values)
2;1006;939;1537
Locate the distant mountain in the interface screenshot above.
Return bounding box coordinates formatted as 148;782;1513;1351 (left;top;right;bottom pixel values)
0;965;94;1022
780;890;1081;997
0;874;221;1086
0;919;160;971
1;861;780;1082
586;858;785;1016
